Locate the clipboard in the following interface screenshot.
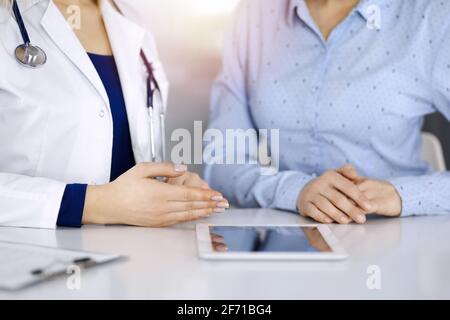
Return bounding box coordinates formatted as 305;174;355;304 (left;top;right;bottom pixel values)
0;240;124;291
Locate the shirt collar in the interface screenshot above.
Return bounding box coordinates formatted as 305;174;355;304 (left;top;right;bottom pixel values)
287;0;391;30
355;0;392;29
286;0;303;27
16;0;44;12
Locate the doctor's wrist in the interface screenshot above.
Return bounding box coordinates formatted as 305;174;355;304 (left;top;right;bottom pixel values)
82;184;112;225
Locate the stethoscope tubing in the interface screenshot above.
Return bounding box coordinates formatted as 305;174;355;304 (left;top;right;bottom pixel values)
12;0;31;45
140;50;166;162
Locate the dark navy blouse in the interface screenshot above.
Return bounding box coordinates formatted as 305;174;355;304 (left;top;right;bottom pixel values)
57;53;136;227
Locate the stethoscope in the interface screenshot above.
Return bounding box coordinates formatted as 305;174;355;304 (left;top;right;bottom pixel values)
11;0;47;68
11;0;166;162
140;50;167;162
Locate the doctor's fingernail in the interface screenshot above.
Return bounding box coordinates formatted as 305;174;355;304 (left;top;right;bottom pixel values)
174;164;187;172
217;202;229;209
214;208;226;214
356;215;366;224
211;195;224;201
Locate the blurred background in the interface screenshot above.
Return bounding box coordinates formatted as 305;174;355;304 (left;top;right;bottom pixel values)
119;0;450;173
119;0;240;174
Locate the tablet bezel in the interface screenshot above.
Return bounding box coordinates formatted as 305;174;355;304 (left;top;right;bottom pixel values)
196;224;348;261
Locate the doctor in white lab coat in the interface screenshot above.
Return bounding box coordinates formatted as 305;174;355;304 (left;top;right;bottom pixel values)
0;0;228;229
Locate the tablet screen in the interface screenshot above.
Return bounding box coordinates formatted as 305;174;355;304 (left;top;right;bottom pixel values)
209;226;331;253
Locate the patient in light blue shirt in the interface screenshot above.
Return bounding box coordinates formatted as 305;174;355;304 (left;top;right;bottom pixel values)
204;0;450;223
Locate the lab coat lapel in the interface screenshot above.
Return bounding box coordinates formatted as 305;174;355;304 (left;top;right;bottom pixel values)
40;0;109;108
101;0;147;162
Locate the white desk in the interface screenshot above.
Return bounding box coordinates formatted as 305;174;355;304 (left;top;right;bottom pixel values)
0;209;449;300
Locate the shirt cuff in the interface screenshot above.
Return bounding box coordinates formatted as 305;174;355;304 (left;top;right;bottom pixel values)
57;184;88;228
273;173;315;213
388;176;429;217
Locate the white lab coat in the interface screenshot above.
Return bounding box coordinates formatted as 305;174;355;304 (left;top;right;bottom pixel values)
0;0;168;229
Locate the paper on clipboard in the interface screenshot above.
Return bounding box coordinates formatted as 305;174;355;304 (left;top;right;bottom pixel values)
0;240;123;291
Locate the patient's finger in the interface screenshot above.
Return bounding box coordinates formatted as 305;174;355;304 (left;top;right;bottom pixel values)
302;202;333;224
321;187;367;224
336;165;360;181
311;195;352;224
329;172;372;211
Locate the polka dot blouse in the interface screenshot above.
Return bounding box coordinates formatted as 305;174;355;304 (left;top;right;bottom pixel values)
204;0;450;216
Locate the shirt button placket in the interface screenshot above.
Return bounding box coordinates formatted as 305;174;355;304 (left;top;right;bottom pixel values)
312;48;329;120
310;46;330;172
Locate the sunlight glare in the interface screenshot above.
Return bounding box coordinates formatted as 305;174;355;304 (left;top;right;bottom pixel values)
189;0;240;16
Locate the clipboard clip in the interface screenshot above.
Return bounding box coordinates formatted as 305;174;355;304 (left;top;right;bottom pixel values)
30;257;95;277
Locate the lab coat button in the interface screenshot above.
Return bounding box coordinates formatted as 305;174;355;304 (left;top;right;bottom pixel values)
98;110;105;118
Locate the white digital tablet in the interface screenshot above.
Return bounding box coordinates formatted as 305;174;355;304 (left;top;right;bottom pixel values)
196;224;347;261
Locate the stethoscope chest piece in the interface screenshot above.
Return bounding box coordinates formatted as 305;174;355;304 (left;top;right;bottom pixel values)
11;0;47;68
15;43;47;68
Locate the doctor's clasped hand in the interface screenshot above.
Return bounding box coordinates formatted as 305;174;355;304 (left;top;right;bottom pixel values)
83;163;228;227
